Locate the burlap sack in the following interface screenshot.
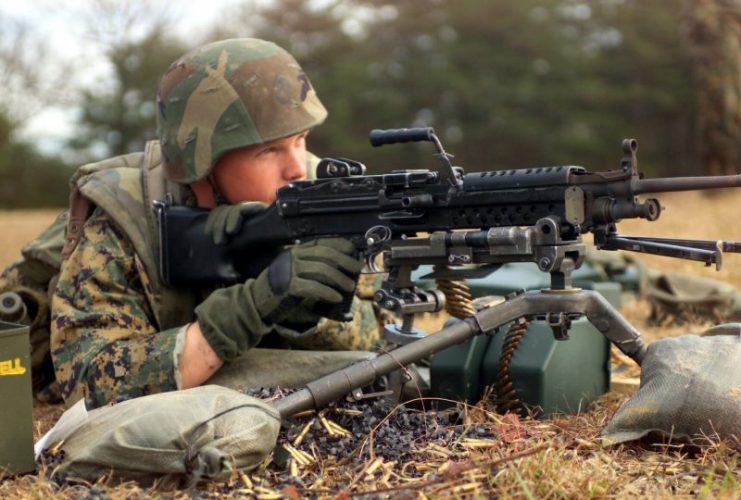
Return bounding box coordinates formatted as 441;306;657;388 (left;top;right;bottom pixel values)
601;328;741;445
51;385;280;485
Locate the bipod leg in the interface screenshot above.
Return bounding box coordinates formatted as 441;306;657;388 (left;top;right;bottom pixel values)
272;289;645;418
472;289;646;364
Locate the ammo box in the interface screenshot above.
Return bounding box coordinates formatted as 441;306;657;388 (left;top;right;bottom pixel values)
423;261;618;417
462;262;625;310
430;318;610;417
0;321;35;474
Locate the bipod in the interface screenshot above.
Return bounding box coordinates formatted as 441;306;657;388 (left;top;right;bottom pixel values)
272;288;645;418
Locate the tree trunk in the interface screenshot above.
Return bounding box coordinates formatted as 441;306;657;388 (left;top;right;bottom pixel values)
683;0;741;175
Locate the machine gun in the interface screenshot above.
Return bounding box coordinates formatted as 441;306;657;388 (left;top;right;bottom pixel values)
154;128;741;416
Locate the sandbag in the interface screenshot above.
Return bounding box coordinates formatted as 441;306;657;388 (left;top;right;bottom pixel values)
645;273;741;325
48;385;280;485
207;348;373;390
585;248;649;292
601;328;741;445
584;249;741;325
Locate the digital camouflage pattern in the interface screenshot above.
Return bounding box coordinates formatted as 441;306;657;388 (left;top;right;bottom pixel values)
52;205;384;407
0;212;67;399
67;148;183;325
51;209;182;408
157;38;327;184
51;154;384;408
41;38;376;409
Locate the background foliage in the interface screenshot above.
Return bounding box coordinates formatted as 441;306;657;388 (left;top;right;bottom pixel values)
0;0;738;207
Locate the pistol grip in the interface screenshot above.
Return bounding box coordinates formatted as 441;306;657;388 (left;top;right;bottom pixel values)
315;244;361;322
315;287;356;322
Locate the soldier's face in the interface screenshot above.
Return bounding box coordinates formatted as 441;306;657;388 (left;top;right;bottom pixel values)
208;131;309;205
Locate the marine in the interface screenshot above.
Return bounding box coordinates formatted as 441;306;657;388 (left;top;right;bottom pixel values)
1;38;384;408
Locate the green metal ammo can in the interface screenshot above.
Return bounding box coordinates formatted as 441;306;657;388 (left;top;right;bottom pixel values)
430;317;611;417
0;320;35;474
427;262;618;417
481;318;611;417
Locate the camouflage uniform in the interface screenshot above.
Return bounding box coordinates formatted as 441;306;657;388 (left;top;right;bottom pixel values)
0;213;66;399
49;39;384;409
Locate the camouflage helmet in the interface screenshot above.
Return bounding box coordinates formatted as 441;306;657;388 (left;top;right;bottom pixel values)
156;38;328;184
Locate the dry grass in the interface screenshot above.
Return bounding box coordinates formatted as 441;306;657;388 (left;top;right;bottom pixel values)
1;192;740;498
615;189;741;287
0;209;60;266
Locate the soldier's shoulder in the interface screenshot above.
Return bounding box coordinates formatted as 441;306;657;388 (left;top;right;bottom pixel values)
71;151;147;186
79;207;134;250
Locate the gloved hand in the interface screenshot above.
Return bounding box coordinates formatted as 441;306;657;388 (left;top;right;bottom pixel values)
194;238;362;361
204;202;267;245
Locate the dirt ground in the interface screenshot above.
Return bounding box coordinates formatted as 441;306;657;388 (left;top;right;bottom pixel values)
0;190;740;497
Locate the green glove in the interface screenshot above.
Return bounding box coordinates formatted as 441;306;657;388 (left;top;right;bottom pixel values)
195;238;362;361
204;202;267;245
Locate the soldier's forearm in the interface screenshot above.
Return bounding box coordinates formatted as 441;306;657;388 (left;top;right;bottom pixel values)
179;321;224;388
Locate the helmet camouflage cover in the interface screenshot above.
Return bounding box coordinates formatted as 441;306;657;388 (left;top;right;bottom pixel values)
157;38;328;184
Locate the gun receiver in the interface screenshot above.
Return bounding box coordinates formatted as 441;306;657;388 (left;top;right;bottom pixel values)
155;128;741;369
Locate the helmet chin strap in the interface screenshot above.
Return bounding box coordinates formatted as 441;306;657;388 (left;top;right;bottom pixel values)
207;174;230;206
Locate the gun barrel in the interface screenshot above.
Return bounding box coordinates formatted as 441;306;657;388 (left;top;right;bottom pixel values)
634;173;741;194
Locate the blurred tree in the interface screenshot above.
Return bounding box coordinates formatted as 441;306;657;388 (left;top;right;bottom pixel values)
69;31;187;157
0;14;73;208
0;112;72;208
68;0;187;159
683;0;741;175
578;0;699;174
217;0;699;176
0;0;726;207
0;15;74;124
